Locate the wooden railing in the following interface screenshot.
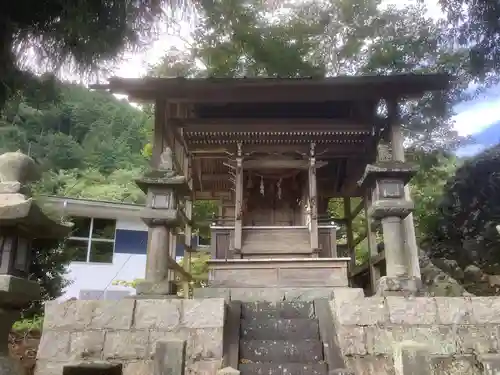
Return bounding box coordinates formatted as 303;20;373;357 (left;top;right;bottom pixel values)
342;193;385;295
170;253;194;298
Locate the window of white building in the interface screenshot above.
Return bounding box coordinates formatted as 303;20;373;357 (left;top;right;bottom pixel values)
66;217;116;263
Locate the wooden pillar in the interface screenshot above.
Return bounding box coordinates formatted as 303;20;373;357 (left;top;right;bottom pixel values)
344;197;355;270
388;99;421;281
183;251;192;299
309;143;319;251
168;229;177;290
183;195;193;299
365;189;379;293
218;197;224;222
234;143;243;250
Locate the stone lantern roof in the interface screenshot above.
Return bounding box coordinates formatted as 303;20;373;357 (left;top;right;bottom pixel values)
0;152;72;239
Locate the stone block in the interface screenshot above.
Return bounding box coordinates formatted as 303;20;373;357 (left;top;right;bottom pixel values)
386;297;437;325
366;326;457;355
154;340;186;375
366;327;393;355
331;288;364;308
217;366;240;375
103;331;149;360
241;301;314;319
89;300;135;330
283;287;334;301
431;355;480;375
344;355;394;375
239;339;323;363
193;288;230;301
149;329;192;359
241;318;319;340
470;297;500;324
43;301;95;331
393;341;432;375
150;327;224;364
37;331;70;360
134;299;181;330
187;359;222;375
69;331;105;360
34;360;65;375
182;299;225;328
123;361;153;375
376;276;421;297
240;363;327;375
333;297;386;325
329;369;355;375
190;328;224;360
456;325;499;354
230;288;284;302
0;181;20;193
335;326;367;355
477;354;500;375
434;297;473;324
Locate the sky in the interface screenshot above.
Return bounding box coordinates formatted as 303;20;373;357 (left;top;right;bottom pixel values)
110;0;500;138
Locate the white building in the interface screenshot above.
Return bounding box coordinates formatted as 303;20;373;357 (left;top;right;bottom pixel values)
42;196;204;300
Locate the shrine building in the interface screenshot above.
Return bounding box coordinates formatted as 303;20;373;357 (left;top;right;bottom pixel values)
94;74;451;297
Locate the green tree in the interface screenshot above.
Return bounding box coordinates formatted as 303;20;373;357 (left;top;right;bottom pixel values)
440;0;500;79
409;150;459;241
24;239;74;318
179;251;211;287
427;145;500;274
0;0;201;111
175;0;468;150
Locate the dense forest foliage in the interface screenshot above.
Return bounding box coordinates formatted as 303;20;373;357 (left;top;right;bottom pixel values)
0;82;151;202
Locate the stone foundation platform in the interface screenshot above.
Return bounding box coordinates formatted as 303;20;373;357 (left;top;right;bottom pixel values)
207;258;349;288
34;289;500;375
35;298;225;375
330;288;500;374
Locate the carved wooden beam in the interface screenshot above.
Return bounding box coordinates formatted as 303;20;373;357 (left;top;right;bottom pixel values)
189;143;365;156
174;118;372;133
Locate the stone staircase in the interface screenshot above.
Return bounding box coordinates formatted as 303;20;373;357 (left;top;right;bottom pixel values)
238;301;328;375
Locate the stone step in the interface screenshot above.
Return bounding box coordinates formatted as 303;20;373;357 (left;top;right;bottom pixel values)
241;301;315;320
239;363;327;375
240;318;320;340
239;340;323;363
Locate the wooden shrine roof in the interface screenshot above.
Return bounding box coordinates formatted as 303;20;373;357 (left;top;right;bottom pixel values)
92;73;453;199
93;73;452;103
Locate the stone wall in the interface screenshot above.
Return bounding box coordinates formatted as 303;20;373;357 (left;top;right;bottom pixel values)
330;288;500;374
35;298;225;375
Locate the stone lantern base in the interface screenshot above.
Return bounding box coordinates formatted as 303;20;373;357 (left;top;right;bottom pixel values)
375;275;423;297
134;279;178;298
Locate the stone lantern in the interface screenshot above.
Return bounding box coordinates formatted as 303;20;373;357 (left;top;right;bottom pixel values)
0;230;32;278
0;151;72;374
135;147;190;296
358;160;419;295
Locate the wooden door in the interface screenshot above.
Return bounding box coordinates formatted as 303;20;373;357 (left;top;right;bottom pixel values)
244;185;295;226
